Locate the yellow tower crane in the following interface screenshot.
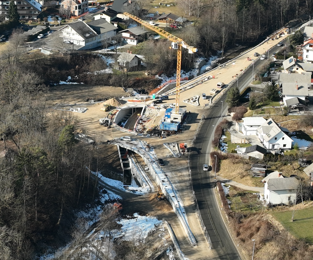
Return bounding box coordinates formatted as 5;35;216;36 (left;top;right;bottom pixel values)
123;12;198;114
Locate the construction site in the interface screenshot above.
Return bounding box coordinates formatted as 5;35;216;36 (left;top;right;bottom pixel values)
42;12;292;259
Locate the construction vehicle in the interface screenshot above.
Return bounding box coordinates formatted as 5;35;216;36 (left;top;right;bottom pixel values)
156;191;165;201
123;12;197;116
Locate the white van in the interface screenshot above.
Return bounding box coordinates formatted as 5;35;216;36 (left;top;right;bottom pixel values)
217;82;225;89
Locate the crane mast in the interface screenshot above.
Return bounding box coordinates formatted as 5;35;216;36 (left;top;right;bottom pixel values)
123;12;197;114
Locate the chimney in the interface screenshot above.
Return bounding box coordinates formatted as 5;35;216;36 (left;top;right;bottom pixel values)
278;172;282;177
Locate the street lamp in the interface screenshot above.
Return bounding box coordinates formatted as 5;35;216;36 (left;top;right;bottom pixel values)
214;154;217;180
252;239;256;260
221;101;223;118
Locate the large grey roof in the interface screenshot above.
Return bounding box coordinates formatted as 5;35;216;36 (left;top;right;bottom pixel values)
304;26;313;39
111;0;127;12
158;13;179;21
285;97;306;107
268;178;299;191
304;163;313;176
88;19;117;34
68;21;97;39
283;56;296;70
280;73;310;96
121;26;147;35
298;62;313;71
245;145;267;154
118;52;138;63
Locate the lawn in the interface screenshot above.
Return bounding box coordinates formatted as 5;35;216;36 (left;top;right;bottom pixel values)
272;207;313;244
224;131;251;152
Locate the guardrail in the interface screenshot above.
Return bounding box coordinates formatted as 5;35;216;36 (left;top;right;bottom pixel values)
164;221;188;260
161;25;291;98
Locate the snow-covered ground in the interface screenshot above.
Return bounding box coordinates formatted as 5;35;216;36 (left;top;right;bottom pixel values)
155;69;198;85
59;76;84;85
199;55;219;74
91;171;150;195
113;213;162;242
98;54;115;66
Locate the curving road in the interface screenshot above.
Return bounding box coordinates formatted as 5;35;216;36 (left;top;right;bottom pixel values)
189;43;284;259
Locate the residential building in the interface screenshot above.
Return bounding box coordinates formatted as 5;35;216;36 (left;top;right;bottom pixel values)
262;172;298;205
303;163;313;185
240;117;266;136
256;118;293;150
60;0;88;17
279;72;310;106
157;13;179;25
0;0;42;20
120;26;147;45
303;26;313;40
236;145;267;159
282;56;313;75
117;52;141;70
298;39;313;62
93;8;117;23
60;18;117;49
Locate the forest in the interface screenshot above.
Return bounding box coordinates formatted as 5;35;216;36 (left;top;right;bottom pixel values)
0;41;101;259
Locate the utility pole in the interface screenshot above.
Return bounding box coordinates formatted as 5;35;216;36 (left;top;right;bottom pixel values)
252;239;256;260
221;101;223;118
214;154;217;180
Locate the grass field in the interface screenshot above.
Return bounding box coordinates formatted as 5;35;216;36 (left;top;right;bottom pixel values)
224;131;251;152
272;207;313;244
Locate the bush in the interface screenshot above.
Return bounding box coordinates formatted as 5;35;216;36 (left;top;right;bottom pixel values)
231;106;248;121
212;119;231;148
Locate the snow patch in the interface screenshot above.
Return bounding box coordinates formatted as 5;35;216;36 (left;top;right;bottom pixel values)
98;54;115;66
221;183;230;196
199;55;219;74
114;213;162;242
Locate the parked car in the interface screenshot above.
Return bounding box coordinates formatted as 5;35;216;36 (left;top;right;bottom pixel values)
158;158;165;166
202;93;206;99
254;52;260;57
203;164;209;171
260;54;267;60
277;42;284;47
160;95;169;100
149;21;156;26
37;34;44;39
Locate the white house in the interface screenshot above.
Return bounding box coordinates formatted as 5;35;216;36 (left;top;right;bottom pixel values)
282;56;313;75
262;172;298;205
117;52;141;69
60;18;116;49
120;26;147;45
256;118;293;150
93;8;117;23
240;117;266;135
299;39;313;62
279;72;310;106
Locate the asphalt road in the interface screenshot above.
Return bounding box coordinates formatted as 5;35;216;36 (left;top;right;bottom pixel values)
189;43;285;260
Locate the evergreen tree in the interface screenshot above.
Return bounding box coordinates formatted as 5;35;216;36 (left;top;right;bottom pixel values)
8;0;19;24
265;82;279;101
249;96;257;110
226;87;240;108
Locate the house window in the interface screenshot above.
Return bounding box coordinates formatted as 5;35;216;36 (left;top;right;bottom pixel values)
306;55;309;58
75;6;77;10
282;137;284;140
307;49;309;52
283;144;286;147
